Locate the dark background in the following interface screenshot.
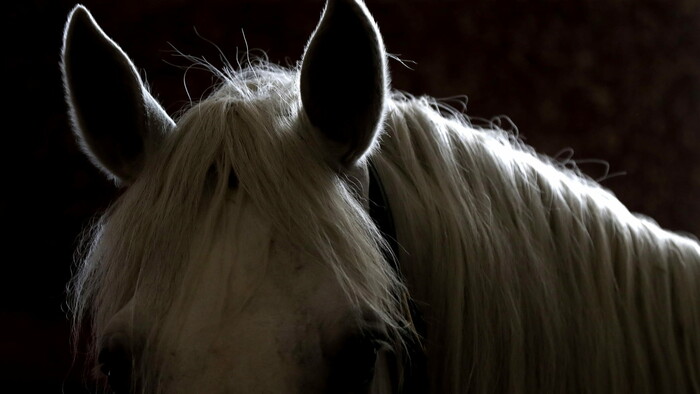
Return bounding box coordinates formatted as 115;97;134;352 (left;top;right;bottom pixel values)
5;0;699;391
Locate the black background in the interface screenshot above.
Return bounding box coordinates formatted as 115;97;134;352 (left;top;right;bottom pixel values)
5;0;699;391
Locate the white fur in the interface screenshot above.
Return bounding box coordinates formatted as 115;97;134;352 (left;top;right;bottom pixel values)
69;63;700;394
373;94;700;393
70;64;409;393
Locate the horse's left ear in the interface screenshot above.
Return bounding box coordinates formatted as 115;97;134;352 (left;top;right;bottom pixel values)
300;0;388;169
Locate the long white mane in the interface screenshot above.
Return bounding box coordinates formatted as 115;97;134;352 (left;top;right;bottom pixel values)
69;61;700;393
374;93;700;393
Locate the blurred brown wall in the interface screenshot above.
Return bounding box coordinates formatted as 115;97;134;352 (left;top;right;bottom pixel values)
5;0;699;391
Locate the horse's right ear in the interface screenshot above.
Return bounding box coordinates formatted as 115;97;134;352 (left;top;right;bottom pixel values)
61;5;174;185
300;0;388;170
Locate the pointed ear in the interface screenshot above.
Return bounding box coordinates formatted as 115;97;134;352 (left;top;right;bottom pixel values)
61;5;174;184
300;0;388;168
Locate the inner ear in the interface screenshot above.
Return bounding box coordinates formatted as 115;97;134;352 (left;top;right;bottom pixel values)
300;0;388;169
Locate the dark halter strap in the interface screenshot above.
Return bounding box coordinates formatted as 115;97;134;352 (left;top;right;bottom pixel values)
367;160;428;393
367;161;400;272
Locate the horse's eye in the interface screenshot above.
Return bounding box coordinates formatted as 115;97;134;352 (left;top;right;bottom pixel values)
327;331;388;393
228;171;239;189
205;164;238;189
98;335;133;393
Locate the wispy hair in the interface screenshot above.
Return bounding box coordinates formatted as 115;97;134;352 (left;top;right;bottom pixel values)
69;62;411;391
373;93;700;393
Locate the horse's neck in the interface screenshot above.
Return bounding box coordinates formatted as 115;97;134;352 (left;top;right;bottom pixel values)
374;103;700;393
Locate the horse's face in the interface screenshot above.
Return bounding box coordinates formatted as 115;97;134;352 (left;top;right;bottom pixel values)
63;1;401;392
100;191;391;393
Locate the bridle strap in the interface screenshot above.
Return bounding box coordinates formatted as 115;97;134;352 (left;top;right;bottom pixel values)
367;159;428;393
367;160;400;272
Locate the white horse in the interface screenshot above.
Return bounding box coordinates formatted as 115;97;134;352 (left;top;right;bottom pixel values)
62;1;700;393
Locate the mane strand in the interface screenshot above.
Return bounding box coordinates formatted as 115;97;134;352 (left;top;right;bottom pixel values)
373;93;700;394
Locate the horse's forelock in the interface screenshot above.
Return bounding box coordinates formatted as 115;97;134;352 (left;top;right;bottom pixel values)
69;62;412;390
